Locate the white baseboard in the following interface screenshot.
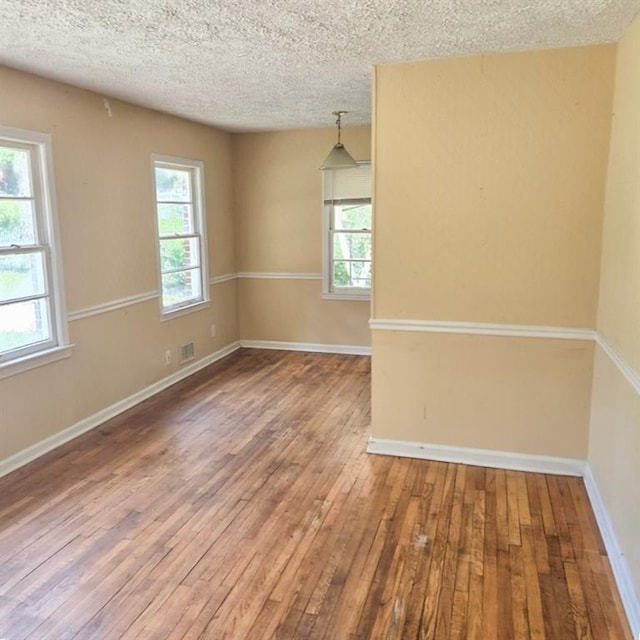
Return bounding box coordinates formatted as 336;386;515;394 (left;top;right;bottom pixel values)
240;339;371;356
0;341;241;479
583;464;640;639
366;437;586;476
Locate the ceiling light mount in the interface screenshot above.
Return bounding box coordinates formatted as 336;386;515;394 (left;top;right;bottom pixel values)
320;110;359;170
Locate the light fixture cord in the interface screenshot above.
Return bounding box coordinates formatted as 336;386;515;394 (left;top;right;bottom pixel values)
336;113;342;144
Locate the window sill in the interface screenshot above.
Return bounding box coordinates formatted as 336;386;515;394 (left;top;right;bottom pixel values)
160;300;210;322
0;344;74;380
322;292;371;302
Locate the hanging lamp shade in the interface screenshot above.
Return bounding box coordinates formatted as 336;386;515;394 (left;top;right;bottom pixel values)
321;142;359;170
320;111;359;170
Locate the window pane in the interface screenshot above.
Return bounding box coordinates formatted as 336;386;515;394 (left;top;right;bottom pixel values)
161;269;202;308
0;251;46;302
333;260;371;289
159;237;200;271
333;203;371;230
0;146;32;197
333;232;371;261
0;298;51;354
0;199;36;246
155;167;192;202
157;203;194;236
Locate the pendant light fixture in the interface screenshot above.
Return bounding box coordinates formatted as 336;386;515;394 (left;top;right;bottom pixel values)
320;110;359;170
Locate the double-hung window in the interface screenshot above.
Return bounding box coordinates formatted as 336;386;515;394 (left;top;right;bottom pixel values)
322;162;372;299
0;127;69;374
152;156;209;317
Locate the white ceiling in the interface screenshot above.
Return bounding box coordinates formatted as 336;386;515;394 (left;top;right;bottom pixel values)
1;0;638;131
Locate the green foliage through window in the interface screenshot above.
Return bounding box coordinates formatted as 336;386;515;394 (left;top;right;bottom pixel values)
331;202;372;290
153;160;205;312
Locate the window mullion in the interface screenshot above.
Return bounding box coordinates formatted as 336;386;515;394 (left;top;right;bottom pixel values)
0;195;35;202
0;292;49;306
0;245;46;255
160;265;201;276
158;233;200;241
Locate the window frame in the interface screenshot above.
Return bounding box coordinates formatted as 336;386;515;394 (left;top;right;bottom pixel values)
322;162;372;301
151;154;209;319
0;126;70;378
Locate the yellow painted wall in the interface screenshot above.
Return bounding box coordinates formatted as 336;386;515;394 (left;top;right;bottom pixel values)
373;331;594;458
595;20;640;374
374;46;614;326
372;45;616;457
589;14;640;598
238;279;371;346
232;127;371;347
0;66;238;460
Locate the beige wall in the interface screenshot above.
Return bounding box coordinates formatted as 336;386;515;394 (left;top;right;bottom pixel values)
239;279;370;346
595;18;640;374
373;45;614;326
373;331;594;457
590;348;640;596
371;45;616;457
0;66;238;460
589;14;640;599
232;127;371;347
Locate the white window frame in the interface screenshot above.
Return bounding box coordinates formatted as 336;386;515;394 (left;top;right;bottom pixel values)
0;126;71;379
152;155;209;319
322;162;372;301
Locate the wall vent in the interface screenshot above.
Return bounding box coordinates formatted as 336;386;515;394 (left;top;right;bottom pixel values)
180;342;195;364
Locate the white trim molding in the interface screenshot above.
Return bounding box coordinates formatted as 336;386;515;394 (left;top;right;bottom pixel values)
67;275;240;323
240;339;371;356
0;126;70;367
595;333;640;395
366;438;585;476
0;344;74;380
369;318;595;341
322;293;371;302
369;319;639;395
583;465;640;639
152;154;210;318
159;300;211;323
68;291;159;322
209;273;237;285
0;341;241;479
237;272;322;280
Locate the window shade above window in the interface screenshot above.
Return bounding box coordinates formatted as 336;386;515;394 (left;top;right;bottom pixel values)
323;163;371;202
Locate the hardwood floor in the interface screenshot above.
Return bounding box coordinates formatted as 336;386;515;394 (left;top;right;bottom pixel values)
0;349;630;639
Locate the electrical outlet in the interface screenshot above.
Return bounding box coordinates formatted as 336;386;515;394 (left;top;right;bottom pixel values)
163;349;172;365
210;323;216;338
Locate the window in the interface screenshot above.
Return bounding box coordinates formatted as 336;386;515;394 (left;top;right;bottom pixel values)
323;162;372;299
0;127;69;373
152;156;209;317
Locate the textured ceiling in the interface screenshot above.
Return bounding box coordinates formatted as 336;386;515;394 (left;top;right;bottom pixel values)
1;0;638;131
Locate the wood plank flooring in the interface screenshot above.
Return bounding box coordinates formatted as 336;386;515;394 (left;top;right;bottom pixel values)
0;349;631;639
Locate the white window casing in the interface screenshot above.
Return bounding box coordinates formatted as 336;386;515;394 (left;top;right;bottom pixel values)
0;126;71;379
152;155;209;319
322;162;372;300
